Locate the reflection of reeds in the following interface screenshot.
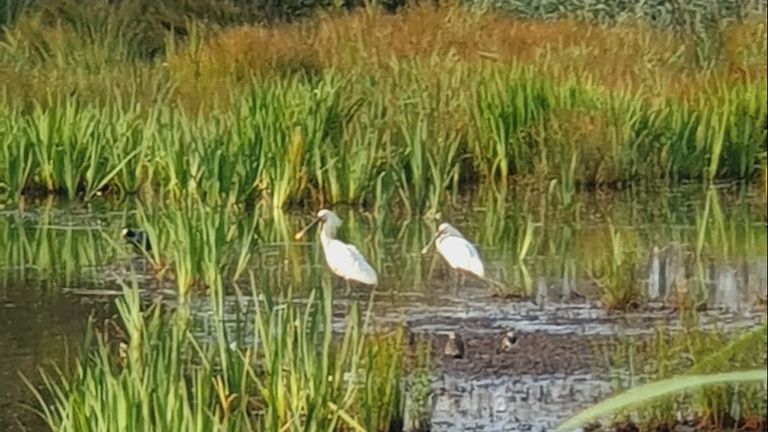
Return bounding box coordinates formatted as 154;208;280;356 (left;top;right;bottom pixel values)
1;186;764;310
0;201;114;283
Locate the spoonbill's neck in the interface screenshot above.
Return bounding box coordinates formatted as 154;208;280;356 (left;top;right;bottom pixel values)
436;232;455;246
320;223;335;248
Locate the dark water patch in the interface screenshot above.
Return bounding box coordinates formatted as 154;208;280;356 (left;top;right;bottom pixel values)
0;279;115;432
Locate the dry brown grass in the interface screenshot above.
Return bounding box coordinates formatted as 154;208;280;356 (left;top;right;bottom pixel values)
164;4;766;104
1;3;765;110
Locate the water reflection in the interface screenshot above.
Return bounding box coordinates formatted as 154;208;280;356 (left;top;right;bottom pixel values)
0;281;109;432
1;188;765;303
429;374;612;432
642;241;767;313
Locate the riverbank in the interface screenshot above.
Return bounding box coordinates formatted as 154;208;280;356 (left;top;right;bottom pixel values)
1;3;766;211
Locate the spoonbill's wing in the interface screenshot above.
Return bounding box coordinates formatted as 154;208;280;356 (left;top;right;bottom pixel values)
324;239;378;285
437;236;485;278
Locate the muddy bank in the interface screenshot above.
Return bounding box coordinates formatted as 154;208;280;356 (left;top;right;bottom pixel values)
412;330;601;378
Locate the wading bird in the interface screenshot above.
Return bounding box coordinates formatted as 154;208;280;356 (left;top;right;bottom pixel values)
294;209;378;288
496;330;518;354
121;228;152;254
443;331;465;359
421;222;486;286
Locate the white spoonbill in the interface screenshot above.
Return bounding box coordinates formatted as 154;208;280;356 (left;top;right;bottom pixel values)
422;222;485;282
294;209;378;287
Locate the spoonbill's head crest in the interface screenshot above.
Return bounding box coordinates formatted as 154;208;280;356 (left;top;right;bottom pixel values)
316;209;331;219
317;209;342;229
437;223;463;238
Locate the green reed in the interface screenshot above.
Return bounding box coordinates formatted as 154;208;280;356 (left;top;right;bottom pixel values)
140;185;766;308
1;185;763;308
585;223;643;310
0;20;765;212
126;198;262;300
599;320;767;428
317;79;390;207
557;369;767;431
25;278;411;432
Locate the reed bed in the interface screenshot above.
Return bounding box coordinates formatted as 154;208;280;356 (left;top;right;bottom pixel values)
599;321;768;429
0;3;765;212
25;281;411;432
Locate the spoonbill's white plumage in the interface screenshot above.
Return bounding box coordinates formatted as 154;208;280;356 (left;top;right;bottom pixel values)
422;222;485;280
295;209;378;286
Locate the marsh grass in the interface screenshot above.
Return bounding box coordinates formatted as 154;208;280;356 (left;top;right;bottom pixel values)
599;321;768;429
0;4;765;211
586;224;643;311
126;198;264;300
556;369;767;431
25;279;413;432
3;184;763;309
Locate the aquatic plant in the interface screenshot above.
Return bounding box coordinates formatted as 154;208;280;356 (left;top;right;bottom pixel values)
598;321;768;429
402;334;433;431
2;184;763;310
0;199;115;283
24;280;410;432
0;4;765;212
586;224;643;311
555;369;767;431
128;198;265;301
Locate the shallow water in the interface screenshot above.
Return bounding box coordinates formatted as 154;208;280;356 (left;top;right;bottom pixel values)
0;186;766;431
429;373;613;432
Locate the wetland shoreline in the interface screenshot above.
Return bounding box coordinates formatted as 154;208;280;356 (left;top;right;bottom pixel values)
0;1;765;428
1;184;766;431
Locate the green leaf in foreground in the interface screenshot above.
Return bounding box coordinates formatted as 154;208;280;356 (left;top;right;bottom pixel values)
555;370;767;432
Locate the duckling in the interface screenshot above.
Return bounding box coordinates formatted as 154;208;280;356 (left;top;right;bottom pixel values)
496;330;518;354
121;228;152;254
443;331;465;359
